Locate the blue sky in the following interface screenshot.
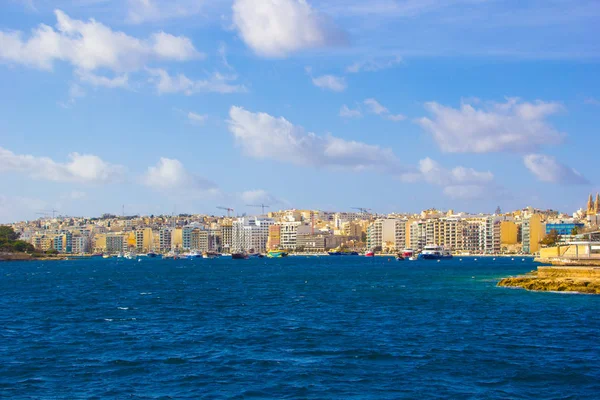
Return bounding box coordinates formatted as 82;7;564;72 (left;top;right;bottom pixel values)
1;0;599;222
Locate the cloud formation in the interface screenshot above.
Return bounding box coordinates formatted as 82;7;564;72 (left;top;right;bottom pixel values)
0;10;201;72
0;146;125;184
401;157;496;199
339;104;362;118
147;68;247;95
417;98;564;153
143;158;219;195
347;55;402;73
227;106;401;172
523;154;588;185
241;189;282;206
364;98;406;121
232;0;345;57
311;74;347;92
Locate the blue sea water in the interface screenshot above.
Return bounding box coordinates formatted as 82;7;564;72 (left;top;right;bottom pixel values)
1;256;599;399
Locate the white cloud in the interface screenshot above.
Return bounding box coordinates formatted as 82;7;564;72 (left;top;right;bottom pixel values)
417;98;564;153
347;55;402;73
364;98;406;121
143;157;219;195
0;10;201;72
218;42;233;70
241;189;281;206
339;104;362;118
0;146;125;184
187;111;208;124
76;70;129;88
312;74;346;92
401;157;495;199
147;68;247;95
227;106;402;172
523;154;588;185
232;0;346;58
127;0;205;24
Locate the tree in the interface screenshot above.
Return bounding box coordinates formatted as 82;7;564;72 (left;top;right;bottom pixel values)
571;226;580;236
0;226;19;242
540;229;560;247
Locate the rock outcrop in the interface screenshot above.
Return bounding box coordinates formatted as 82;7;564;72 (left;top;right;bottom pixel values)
498;266;600;294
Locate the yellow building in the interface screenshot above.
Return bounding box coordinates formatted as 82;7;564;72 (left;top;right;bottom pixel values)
523;214;545;254
135;228;154;252
94;233;107;252
500;221;518;245
172;228;183;249
267;225;281;250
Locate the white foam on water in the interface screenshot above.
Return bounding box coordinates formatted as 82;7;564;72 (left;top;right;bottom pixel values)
118;307;129;310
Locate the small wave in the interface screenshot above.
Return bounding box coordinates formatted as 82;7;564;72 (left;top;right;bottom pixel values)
139;292;152;295
104;318;113;322
117;307;129;310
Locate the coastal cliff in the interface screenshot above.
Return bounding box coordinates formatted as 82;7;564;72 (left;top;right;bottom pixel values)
498;266;600;294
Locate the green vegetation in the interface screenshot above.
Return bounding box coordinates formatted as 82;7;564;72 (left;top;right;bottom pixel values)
0;226;34;253
540;229;561;247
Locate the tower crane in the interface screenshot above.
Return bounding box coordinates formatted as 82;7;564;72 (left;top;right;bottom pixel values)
247;204;270;214
217;206;235;217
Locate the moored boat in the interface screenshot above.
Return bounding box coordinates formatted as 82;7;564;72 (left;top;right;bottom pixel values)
202;251;221;259
267;250;288;258
365;251;375;257
232;252;249;260
418;245;453;260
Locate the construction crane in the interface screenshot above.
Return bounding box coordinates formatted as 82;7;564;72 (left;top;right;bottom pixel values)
247;204;270;214
217;206;235;217
38;209;59;218
352;207;372;214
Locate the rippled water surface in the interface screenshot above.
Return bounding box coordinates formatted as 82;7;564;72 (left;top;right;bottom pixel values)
1;256;599;399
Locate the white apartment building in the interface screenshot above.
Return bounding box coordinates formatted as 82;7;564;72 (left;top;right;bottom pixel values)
159;228;172;253
367;219;407;251
232;217;275;252
279;221;312;250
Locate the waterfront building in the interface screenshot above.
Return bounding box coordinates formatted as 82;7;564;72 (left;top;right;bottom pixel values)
106;234;126;253
190;228;209;252
545;221;585;236
500;221;518;246
522;214;545;254
366;219;406;252
221;223;233;253
52;235;63;252
135;228;154;253
232;217;274;252
71;235;88;254
267;225;281;250
159;228;172;253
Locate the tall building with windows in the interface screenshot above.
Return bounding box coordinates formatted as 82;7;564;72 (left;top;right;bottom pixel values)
232;217;275;252
159;228;172;253
190;228;209;252
106;234;126;253
522;214;545;254
367;219;407;251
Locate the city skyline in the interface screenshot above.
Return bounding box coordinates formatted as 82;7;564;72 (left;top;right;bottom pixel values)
1;0;600;223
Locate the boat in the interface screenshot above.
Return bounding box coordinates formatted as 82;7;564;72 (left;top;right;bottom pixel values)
409;256;418;261
146;251;158;258
102;254;111;259
396;254;405;261
402;249;415;258
187;251;203;259
232;252;249;260
202;251;221;259
117;252;124;258
418;245;453;260
365;251;375;257
267;250;288;258
250;252;265;258
328;248;359;256
124;252;136;260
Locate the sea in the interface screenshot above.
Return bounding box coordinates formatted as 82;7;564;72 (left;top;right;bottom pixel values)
1;256;599;399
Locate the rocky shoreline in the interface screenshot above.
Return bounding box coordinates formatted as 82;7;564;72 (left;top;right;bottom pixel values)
0;252;69;262
498;265;600;294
